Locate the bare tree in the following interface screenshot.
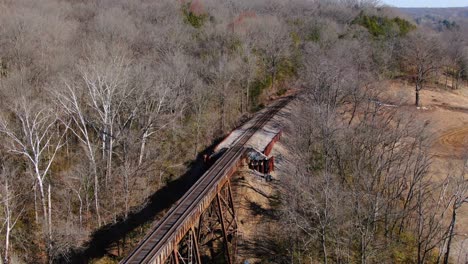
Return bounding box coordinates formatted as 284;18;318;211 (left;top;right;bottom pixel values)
238;41;258;112
191;78;212;156
0;162;24;264
207;53;243;133
55;82;102;227
443;163;468;264
401;32;442;106
249;16;292;91
0;101;64;258
414;176;451;264
135;52;188;165
442;31;467;90
78;43;133;191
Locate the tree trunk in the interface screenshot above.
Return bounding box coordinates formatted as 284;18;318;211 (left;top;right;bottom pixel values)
417;185;424;264
77;192;83;229
321;232;328;264
108;126;116;222
348;95;358;126
102;128;107;165
36;179;51;262
456;71;461;90
48;184;52;242
34;181;39;224
195;114;201;157
4;180;10;264
37;180;48;236
443;205;457;264
270;56;277;91
123;146;130;218
452;74;455;90
361;236;367;264
246;81;250;112
220;95;226;133
89;155;101;227
240;87;244;114
445;67;448;89
415;86;421;107
124;173;129;218
4;224;9;264
139;129;150;166
94;168;101;227
106;131;113;188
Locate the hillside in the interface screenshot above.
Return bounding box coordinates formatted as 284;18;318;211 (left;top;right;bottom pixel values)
399;7;468;30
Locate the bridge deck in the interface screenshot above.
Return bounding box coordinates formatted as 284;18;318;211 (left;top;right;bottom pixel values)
121;98;291;264
214;103;284;154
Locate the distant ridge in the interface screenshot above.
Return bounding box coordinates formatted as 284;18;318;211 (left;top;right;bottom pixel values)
398;6;468;30
398;7;468;11
398;6;468;19
399;7;468;9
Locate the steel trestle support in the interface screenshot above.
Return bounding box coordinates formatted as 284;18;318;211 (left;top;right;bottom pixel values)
165;180;237;264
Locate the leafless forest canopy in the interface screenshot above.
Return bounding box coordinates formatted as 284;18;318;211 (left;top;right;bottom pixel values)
0;0;466;263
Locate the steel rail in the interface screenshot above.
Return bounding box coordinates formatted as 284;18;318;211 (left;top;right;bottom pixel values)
122;97;290;264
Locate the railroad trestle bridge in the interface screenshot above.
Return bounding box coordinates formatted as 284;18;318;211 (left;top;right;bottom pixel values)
122;98;291;264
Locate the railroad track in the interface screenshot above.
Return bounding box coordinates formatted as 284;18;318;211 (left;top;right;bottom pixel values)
122;97;291;264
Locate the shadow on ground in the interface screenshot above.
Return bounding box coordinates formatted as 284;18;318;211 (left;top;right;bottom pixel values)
241;233;289;264
56;140;223;264
233;172;288;264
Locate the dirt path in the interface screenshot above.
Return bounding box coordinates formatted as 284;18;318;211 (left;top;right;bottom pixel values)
433;125;468;158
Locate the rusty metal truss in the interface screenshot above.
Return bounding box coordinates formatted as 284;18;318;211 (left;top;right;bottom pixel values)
164;180;238;264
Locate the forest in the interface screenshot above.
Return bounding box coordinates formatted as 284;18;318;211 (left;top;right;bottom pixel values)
0;0;466;263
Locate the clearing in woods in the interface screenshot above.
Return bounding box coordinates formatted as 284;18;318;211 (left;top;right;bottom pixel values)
383;79;468;261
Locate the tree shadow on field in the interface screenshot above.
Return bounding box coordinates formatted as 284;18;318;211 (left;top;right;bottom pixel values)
242;233;289;264
246;199;279;220
56;139;224;264
234;174;287;264
238;192;288;264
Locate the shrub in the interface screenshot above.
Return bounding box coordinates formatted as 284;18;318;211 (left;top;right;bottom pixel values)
182;2;208;28
353;13;416;38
